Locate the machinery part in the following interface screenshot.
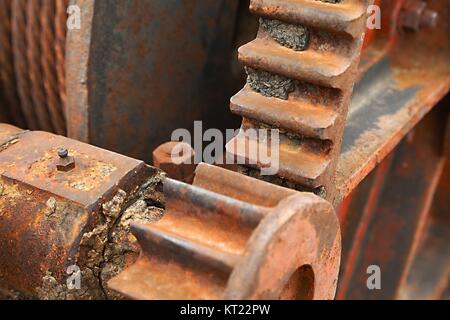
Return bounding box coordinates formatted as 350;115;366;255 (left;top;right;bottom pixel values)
119;0;450;300
0;123;165;299
4;0;250;161
109;163;341;300
153;142;195;183
333;0;450;299
1;0;67;134
0;0;448;302
400;156;450;300
335;0;450;205
225;0;371;202
66;0;244;162
55;148;76;172
399;0;438;31
337;103;449;299
358;0;405;76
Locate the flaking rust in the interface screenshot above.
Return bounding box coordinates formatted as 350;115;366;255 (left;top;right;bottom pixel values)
0;124;166;299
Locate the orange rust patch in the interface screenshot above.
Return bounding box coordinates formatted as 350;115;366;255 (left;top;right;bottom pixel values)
27;148;117;192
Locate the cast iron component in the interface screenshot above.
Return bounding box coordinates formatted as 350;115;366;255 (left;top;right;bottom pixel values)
109;163;341;300
0;123;162;299
226;0;371;202
0;0;449;301
65;0;244;162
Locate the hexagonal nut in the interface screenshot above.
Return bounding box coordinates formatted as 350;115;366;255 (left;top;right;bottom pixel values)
153;142;195;183
56;156;76;172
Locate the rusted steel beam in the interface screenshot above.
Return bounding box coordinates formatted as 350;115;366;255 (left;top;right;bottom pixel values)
336;102;449;299
398;161;450;300
109;163;341;300
335;0;450;205
398;98;450;300
336;152;394;297
226;0;371;202
0;123;165;299
399;159;450;300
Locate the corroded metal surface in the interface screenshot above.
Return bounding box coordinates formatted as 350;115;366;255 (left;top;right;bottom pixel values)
336;103;449;299
226;0;371;201
109;163;341;300
333;0;450;299
0;123;162;299
66;0;243;162
399;158;450;300
2;0;67;133
335;0;450;204
0;0;26;127
399;0;438;31
153;142;195;183
0;0;448;302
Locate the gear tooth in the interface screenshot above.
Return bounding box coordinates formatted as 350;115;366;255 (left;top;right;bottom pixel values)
250;0;368;38
109;164;341;300
228;0;369;197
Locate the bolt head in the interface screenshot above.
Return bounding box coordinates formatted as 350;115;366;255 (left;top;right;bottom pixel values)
58;148;69;158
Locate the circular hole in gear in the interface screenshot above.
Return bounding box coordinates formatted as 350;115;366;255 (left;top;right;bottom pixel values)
279;265;315;300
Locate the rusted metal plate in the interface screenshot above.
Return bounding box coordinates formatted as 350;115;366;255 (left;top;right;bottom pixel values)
66;0;242;162
0;123;25;147
109;163;341;300
0;124;160;299
226;0;370;201
0;130;145;206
